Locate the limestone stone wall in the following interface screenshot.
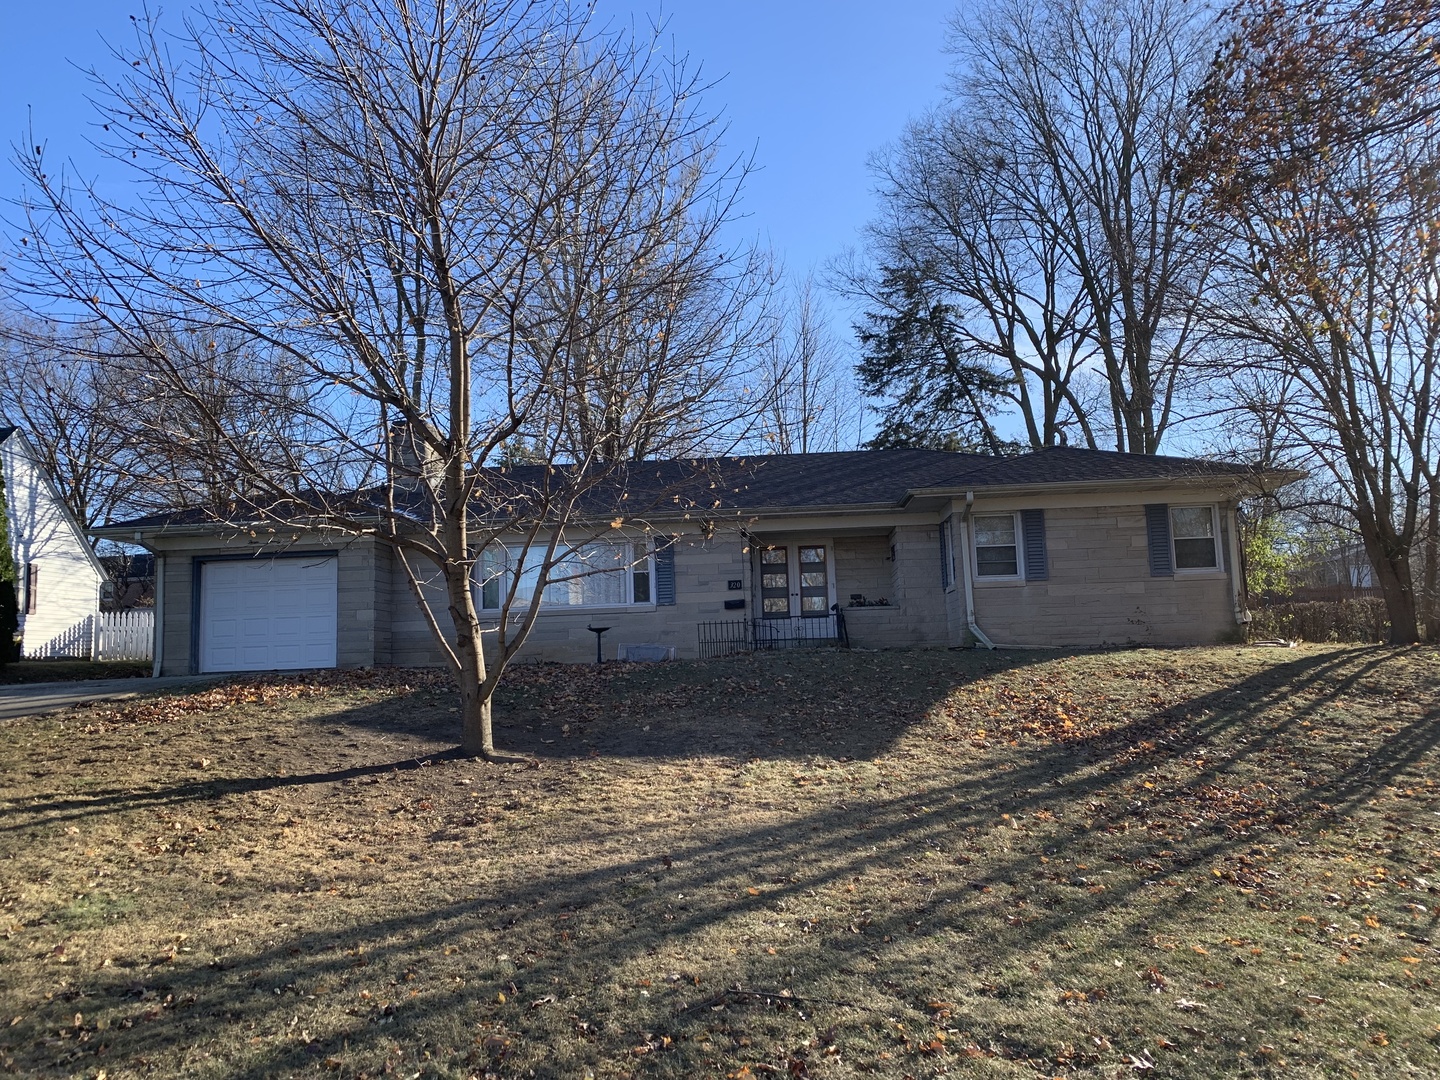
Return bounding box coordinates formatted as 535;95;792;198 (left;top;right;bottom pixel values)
968;504;1239;646
391;530;750;665
843;524;949;650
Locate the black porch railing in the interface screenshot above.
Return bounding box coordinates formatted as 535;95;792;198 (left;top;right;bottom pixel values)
696;610;848;659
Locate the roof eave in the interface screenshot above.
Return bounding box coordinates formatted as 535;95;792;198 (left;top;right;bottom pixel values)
900;468;1306;506
91;515;385;542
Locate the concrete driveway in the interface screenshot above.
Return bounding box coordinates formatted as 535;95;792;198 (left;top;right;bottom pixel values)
0;676;224;722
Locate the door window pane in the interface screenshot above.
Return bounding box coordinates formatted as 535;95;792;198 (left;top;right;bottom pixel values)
799;546;825;564
760;545;791;619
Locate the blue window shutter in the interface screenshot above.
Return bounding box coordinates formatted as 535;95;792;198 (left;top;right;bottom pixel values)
654;538;676;605
1145;504;1173;577
1021;509;1048;581
939;517;954;588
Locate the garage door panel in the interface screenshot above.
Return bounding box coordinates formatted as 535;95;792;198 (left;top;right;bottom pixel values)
200;556;337;673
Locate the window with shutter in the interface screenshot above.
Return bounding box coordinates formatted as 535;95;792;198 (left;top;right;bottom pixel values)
478;541;660;610
1170;506;1221;570
24;563;37;615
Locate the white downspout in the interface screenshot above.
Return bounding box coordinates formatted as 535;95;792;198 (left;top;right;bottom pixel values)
959;490;996;649
1227;505;1249;629
151;551;164;678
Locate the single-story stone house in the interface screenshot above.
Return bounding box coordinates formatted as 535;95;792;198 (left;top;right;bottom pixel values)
92;447;1297;674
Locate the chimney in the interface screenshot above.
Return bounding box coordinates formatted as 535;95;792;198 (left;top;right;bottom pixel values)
388;420;442;493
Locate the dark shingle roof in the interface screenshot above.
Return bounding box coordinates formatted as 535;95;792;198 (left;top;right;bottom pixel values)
930;446;1268;490
97;447;1289;533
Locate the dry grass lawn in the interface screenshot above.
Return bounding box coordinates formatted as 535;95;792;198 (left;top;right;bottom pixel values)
1;644;1437;1079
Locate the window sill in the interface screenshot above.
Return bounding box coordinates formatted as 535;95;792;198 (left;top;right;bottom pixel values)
973;576;1026;587
480;603;658;618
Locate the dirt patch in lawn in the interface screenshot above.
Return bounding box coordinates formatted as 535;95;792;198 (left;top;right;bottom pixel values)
0;645;1437;1079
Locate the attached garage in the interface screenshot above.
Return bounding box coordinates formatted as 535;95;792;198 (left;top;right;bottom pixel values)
198;555;338;673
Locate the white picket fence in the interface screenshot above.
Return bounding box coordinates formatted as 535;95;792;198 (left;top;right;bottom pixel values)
28;610;155;662
97;610;154;661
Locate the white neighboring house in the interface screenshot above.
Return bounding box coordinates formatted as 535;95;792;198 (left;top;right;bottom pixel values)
0;426;107;658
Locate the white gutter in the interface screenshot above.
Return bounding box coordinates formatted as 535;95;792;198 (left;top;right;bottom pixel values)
151;551;164;678
959;491;995;649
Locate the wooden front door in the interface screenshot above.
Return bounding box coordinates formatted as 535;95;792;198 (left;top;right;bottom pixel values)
758;543;832;619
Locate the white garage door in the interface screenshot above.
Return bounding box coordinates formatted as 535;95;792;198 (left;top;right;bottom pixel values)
199;556;338;673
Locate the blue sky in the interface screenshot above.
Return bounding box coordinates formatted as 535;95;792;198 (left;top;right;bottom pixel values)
0;1;958;283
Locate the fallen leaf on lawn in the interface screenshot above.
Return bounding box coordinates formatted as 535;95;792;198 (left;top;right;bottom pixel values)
1175;998;1205;1010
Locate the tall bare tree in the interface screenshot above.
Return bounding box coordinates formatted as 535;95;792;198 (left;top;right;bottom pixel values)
0;318;144;529
756;276;860;454
2;315;339;528
852;0;1215;453
1190;0;1440;643
7;0;767;757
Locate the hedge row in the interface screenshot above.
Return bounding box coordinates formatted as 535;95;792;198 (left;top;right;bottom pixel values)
1248;598;1390;644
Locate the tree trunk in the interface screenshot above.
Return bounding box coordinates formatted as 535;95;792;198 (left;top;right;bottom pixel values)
1423;488;1439;642
1365;539;1419;645
460;686;494;758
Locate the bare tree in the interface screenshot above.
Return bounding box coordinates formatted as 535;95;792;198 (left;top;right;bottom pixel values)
1;316;328;527
7;0;767;757
0;318;144;529
1191;0;1440;643
844;113;1098;450
851;0;1216;453
755;276;860;454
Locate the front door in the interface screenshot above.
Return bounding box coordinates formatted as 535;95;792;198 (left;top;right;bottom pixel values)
757;543;833;619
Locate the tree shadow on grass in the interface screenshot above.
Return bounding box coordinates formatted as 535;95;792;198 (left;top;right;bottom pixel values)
5;647;1437;1077
0;752;463;834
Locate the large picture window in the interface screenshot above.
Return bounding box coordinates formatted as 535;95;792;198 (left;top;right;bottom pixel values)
1170;506;1220;570
973;513;1020;578
480;541;653;610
